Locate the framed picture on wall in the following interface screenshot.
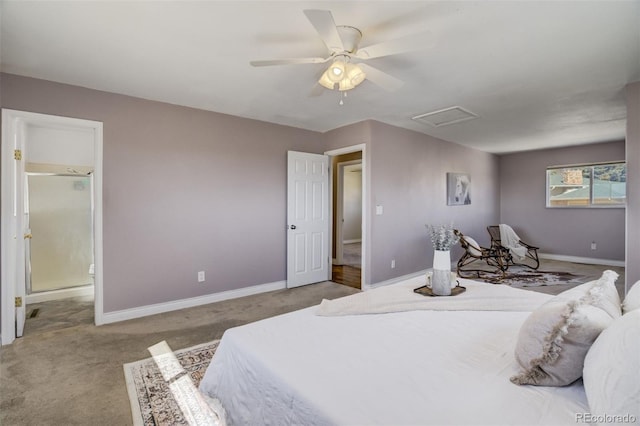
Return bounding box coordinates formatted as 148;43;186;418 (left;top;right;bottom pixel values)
447;172;471;205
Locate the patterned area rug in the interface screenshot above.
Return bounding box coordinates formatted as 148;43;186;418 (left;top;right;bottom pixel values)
123;340;222;426
473;266;588;287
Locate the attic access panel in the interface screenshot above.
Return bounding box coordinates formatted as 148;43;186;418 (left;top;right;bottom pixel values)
412;106;479;127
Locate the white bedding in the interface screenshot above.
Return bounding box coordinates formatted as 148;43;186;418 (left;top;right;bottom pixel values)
317;276;551;315
199;279;589;425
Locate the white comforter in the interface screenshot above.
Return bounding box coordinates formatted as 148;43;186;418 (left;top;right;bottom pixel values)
316;276;550;315
199;279;588;425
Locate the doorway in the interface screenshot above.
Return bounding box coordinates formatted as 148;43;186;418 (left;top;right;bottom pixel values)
26;173;94;296
1;109;103;345
329;148;364;289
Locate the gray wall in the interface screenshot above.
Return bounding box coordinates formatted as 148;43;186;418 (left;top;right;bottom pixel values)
324;122;374;283
343;168;362;241
1;73;325;312
323;120;500;285
499;141;625;261
366;121;500;283
1;72;633;318
626;81;640;291
323;121;371;151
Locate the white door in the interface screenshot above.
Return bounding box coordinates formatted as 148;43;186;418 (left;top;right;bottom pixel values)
0;115;27;338
15;126;27;338
287;151;329;288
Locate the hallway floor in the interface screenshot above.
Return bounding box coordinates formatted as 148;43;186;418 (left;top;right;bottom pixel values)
332;242;362;289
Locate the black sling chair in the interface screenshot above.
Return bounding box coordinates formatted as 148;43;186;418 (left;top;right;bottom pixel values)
486;225;540;270
453;229;509;282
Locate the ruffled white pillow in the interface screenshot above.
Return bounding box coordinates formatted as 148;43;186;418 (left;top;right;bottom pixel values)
583;310;640;423
511;270;621;386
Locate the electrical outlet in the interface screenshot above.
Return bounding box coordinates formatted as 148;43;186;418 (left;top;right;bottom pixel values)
198;271;205;282
391;259;396;269
591;242;597;250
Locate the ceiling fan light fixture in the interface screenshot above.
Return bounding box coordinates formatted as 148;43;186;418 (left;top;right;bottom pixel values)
318;70;337;90
346;63;366;87
338;78;355;91
251;10;410;96
327;59;346;83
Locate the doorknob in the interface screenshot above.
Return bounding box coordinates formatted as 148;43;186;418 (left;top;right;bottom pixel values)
24;233;32;239
290;225;297;230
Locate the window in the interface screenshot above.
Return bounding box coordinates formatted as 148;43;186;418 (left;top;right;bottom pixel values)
546;162;626;208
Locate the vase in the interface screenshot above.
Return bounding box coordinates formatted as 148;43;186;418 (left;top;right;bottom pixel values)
432;249;452;296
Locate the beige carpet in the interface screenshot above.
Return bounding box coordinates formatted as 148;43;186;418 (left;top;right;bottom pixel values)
1;281;358;426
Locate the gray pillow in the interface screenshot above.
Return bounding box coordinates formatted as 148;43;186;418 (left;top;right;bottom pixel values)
511;270;620;386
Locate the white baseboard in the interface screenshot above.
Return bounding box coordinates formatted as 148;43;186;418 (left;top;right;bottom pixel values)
101;280;287;325
365;269;428;291
26;285;94;304
343;239;362;244
539;253;625;267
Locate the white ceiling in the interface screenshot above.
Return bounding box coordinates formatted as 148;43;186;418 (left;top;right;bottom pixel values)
1;1;639;154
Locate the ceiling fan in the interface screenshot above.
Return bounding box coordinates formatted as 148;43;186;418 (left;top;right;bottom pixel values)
250;10;432;94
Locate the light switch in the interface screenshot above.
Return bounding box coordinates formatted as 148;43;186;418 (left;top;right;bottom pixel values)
376;205;383;215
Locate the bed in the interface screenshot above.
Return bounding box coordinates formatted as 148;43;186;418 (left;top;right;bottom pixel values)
199;273;635;425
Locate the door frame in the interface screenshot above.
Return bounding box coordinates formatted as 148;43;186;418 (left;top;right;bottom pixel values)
1;109;104;345
325;144;367;288
335;159;362;266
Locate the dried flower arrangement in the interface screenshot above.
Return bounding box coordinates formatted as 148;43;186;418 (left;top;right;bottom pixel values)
426;223;460;251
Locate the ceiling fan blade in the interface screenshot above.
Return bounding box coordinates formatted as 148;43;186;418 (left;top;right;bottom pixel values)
358;63;404;91
309;83;325;97
354;31;433;60
250;57;329;67
303;9;344;53
309;67;330;97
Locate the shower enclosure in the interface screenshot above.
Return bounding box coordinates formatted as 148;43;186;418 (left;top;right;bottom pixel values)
26;173;94;294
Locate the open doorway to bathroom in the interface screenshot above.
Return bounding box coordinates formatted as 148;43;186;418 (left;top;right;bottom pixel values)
24;172;95;334
2;110;102;345
27;173;94;295
331;152;362;289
